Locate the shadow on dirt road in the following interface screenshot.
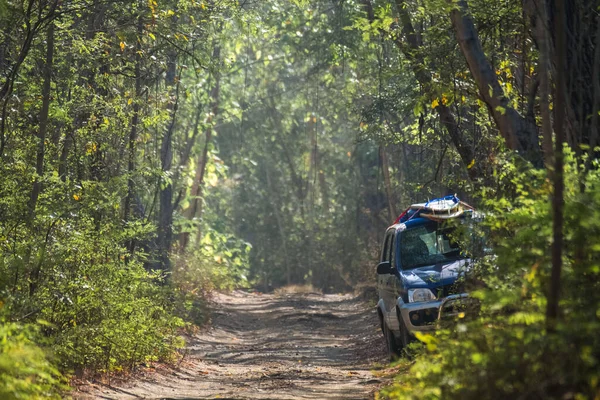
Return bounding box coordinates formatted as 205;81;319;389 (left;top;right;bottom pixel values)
76;290;388;400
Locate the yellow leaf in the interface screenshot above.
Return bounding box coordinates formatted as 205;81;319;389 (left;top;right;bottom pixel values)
200;2;205;9
441;94;448;105
431;98;439;108
458;312;466;319
119;41;125;52
128;98;133;105
148;32;156;40
73;194;80;201
467;159;475;169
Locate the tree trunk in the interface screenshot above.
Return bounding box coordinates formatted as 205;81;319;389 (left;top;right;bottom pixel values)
180;45;221;252
546;0;566;332
538;19;554;169
449;0;542;166
0;0;57;155
58;131;72;180
380;145;396;221
364;0;483;181
318;166;330;212
585;21;600;171
172;105;203;214
28;21;54;221
157;45;178;271
28;20;55;297
265;166;290;286
124;12;143;226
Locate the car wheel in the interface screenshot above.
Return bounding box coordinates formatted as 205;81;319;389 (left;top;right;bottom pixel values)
377;309;384;334
383;319;402;361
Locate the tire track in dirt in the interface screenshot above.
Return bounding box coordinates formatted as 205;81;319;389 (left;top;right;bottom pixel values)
76;290;388;399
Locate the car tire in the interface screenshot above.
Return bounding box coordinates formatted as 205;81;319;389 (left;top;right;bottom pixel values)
383;319;402;361
377;309;385;335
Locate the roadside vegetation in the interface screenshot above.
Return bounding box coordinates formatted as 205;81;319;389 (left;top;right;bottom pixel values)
382;155;600;399
0;0;598;398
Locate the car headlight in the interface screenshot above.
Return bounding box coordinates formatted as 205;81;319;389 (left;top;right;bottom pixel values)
408;288;436;303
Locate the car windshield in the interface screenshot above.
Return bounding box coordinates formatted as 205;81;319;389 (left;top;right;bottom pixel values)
399;222;464;270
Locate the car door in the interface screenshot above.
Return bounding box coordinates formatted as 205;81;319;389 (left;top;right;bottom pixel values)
379;229;396;324
389;231;402;330
377;231;392;302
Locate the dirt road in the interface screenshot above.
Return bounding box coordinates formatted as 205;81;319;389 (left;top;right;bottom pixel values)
76;290;388;400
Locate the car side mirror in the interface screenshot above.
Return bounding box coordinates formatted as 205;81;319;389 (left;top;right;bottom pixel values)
377;261;394;275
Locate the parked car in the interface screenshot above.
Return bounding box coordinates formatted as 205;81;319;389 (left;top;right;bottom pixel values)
376;196;477;358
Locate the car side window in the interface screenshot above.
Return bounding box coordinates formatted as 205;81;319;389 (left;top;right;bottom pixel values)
389;232;396;268
381;232;392;262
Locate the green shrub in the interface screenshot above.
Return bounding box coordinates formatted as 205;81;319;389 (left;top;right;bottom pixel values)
170;227;251;325
0;318;65;400
382;154;600;399
0;211;185;376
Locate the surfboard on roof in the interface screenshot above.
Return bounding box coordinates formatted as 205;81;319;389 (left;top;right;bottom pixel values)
394;195;474;224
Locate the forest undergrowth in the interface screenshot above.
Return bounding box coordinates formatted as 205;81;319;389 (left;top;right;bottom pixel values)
0;0;598;398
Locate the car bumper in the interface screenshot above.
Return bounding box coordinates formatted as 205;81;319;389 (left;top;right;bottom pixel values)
397;293;472;334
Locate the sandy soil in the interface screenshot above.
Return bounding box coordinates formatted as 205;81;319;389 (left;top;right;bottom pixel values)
75;290;388;400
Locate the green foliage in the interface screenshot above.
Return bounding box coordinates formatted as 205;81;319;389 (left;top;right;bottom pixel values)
381;153;600;399
0;318;65;400
0;0;245;392
0;200;185;373
171;227;251;325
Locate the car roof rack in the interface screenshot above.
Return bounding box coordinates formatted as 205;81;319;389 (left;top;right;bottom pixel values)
393;195;475;224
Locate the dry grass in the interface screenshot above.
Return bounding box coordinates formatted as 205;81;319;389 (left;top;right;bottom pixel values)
354;284;378;304
273;284;322;295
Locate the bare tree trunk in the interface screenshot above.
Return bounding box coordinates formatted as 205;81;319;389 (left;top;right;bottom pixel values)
180;45;221;252
58;131;72;180
0;0;58;155
525;0;554;168
318;166;330;212
380;145;396;221
192;79;220;248
28;21;54;221
362;0;483;181
585;21;600;171
265;166;290;286
124;12;143;226
157;46;178;271
539;51;554;168
449;0;541;166
28;20;55;297
171;105;203;215
547;0;567;332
